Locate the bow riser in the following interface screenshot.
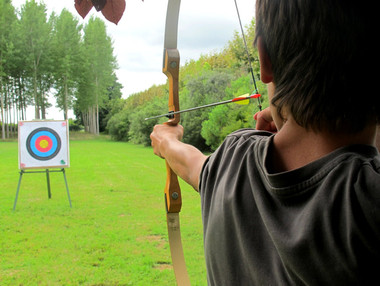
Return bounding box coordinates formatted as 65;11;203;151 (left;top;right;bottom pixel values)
163;49;181;126
163;48;182;214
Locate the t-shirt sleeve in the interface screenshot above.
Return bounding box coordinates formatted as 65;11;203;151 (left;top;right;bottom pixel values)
198;128;272;195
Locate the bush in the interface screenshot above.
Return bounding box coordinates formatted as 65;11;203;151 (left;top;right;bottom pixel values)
68;118;83;131
106;110;130;141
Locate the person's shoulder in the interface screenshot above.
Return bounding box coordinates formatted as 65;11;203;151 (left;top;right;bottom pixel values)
200;129;273;193
334;145;380;195
211;128;273;160
226;128;273;142
352;146;380;188
342;145;380;169
344;147;380;238
204;129;272;167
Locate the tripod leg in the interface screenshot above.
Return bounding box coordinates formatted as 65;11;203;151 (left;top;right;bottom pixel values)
62;169;72;208
13;171;24;211
46;169;52;199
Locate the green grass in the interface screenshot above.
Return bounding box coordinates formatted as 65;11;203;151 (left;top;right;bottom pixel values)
0;134;206;285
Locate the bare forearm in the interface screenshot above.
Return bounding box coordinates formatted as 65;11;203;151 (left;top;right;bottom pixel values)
150;123;208;191
160;138;208;191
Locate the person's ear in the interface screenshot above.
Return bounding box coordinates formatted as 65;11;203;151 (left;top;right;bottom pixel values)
257;37;273;84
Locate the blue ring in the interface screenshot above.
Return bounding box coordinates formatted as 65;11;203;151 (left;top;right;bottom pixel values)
26;127;61;161
29;131;58;157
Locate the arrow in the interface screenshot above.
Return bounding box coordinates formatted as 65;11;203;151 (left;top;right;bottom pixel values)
145;93;261;121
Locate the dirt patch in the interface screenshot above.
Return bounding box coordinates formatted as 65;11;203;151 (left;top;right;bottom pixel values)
153;261;173;271
136;234;166;249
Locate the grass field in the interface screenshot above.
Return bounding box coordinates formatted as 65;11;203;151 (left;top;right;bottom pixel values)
0;134;206;285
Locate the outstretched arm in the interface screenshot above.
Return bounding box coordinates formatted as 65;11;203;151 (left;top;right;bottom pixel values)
150;124;208;192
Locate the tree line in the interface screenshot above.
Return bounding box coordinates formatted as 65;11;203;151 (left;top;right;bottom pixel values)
1;0;268;152
106;19;268;152
0;0;120;139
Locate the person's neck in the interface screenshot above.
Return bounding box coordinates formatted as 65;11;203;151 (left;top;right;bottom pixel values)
269;118;377;173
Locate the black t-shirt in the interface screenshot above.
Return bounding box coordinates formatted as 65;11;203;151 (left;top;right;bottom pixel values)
199;129;380;285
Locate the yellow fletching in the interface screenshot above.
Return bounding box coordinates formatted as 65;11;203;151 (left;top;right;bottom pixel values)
233;93;250;105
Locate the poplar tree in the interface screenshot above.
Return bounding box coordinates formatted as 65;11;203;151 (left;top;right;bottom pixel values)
18;0;52;119
76;16;117;135
0;0;16;139
51;9;83;120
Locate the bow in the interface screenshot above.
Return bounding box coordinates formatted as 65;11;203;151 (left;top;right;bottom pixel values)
162;0;191;285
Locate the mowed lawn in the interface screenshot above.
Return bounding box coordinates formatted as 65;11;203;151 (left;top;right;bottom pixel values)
0;134;206;285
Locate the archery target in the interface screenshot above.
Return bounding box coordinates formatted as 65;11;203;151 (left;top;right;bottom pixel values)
26;127;61;160
18;120;70;169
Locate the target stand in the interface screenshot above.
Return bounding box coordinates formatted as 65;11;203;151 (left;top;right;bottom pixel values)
14;120;72;210
13;168;72;210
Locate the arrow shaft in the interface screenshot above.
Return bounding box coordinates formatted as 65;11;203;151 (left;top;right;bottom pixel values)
145;99;231;120
145;95;257;121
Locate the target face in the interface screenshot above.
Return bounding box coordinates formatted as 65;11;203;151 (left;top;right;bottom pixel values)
26;127;61;160
18;121;69;169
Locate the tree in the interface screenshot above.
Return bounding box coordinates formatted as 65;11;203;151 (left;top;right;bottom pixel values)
106;108;130;141
76;16;117;135
99;78;123;132
201;75;267;150
201;105;229;150
18;0;53;119
50;9;83;120
227;19;259;77
128;96;166;146
181;67;234;151
8;17;32;124
0;0;16;139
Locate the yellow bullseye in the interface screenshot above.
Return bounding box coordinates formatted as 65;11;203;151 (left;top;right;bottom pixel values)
39;139;49;149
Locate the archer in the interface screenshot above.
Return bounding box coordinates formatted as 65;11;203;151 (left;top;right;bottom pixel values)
150;0;380;284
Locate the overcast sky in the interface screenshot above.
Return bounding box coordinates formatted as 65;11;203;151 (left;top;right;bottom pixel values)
12;0;256;119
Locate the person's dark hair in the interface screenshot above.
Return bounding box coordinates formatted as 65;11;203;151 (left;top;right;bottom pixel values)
255;0;378;133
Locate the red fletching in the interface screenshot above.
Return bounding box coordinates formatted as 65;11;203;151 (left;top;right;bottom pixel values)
231;94;261;102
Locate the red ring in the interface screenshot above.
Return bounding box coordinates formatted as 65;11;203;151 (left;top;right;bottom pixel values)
35;135;53;152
